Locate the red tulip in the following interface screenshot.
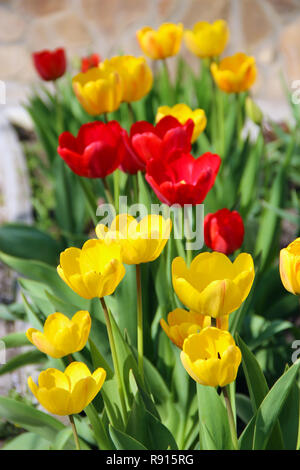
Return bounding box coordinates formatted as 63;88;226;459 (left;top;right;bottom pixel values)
146;150;221;206
57;121;123;178
81;53;101;73
125;116;194;171
204;208;245;254
119;130;146;175
33;48;66;81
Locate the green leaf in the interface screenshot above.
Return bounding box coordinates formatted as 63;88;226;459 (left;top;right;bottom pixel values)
0;224;62;266
0;350;45;376
197;384;233;450
84;404;114;450
2;432;50;450
109;424;147;450
0;250;88;309
0;397;65;442
253;361;300;449
236;393;253;424
279;377;300;449
1;332;30;348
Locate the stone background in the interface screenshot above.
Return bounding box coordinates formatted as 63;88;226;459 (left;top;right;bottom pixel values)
0;0;300;118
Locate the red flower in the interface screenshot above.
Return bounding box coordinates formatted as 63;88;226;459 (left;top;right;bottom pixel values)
146;150;221;206
119;129;146;175
125;116;194;171
33;48;66;81
57;121;123;178
204;208;245;255
81;53;101;73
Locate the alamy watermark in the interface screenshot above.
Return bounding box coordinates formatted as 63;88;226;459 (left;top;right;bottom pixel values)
96;198;204;251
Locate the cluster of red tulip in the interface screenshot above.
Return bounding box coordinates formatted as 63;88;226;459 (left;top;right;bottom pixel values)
32;47;245;257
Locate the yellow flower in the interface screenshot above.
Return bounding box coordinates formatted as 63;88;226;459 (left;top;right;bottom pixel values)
181;327;241;387
156;103;207;143
28;362;106;416
136;23;183;60
160;308;211;349
72;67;123;115
57;239;125;299
280;238;300;295
96;214;172;265
211;52;257;93
26;311;91;359
100;56;153;103
184;20;229;58
172;252;254;318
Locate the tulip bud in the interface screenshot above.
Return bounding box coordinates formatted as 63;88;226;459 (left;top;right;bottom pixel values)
245;97;263;125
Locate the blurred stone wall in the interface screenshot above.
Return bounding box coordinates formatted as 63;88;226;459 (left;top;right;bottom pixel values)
0;0;300;115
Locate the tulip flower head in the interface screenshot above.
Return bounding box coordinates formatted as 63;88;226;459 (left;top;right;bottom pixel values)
28;362;106;416
57;239;125;299
184;20;229;58
100;56;153;103
26;311;91;359
72;67;123;115
211;52;257;93
160;308;211;349
33;48;66;81
96;214;172;265
137;23;183;60
204;208;244;255
146;150;221;206
81;53;101;73
127;116;194;171
172;252;254;318
156;104;207;143
57;121;124;178
280;238;300;295
181;328;241;387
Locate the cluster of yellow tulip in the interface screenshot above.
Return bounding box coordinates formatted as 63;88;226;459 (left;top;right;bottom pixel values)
71;20;257;119
161;252;255;387
27;212;257;422
72;55;153;116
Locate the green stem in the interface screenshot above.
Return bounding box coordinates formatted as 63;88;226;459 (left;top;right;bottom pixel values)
184;207;193;267
69;415;80;450
127;102;135;126
113;170;120;213
102;177;114;206
100;297;127;424
103;113;108;124
136;264;144;384
222;385;239;450
54;81;63;135
78;178;98;225
217;89;225;158
236;93;243;148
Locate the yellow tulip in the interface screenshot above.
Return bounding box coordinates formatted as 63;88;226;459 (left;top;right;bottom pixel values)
100;56;153;103
26;311;91;359
280;238;300;295
96;214;172;265
211;52;257;93
160;308;211;349
184;20;229;58
156;103;207;143
181;327;242;387
72;67;123;115
28;362;106;416
57;239;125;299
136;23;183;60
172;252;254;318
